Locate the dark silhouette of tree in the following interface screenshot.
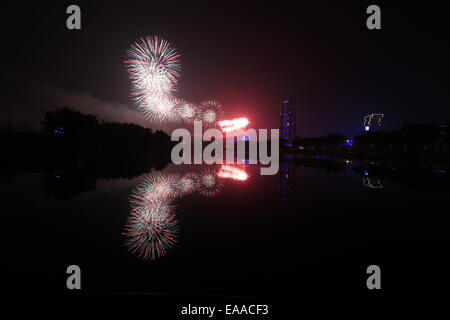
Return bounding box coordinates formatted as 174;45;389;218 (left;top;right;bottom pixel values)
42;107;99;140
292;133;346;150
41;108;173;152
353;122;448;154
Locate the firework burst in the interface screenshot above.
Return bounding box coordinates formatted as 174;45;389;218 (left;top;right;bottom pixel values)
199;100;224;128
175;99;200;124
124;35;239;126
124;36;181;123
139;95;181;123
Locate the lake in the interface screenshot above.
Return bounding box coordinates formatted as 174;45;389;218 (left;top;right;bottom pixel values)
2;155;449;298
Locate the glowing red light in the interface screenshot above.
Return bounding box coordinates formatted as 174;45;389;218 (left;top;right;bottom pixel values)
218;165;249;181
218;117;249;133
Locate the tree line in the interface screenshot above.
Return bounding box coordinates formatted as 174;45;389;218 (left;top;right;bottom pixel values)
290;122;449;156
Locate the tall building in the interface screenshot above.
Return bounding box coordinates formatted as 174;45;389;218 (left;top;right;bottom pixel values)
280;97;296;147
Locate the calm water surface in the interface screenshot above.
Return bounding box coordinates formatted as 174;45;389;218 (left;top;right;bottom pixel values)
2;157;450;298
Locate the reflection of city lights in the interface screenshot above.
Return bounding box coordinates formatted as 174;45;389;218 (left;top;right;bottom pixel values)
362;177;383;189
218;165;249;181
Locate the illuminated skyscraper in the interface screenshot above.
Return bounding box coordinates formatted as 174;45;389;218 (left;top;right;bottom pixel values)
280;97;296;147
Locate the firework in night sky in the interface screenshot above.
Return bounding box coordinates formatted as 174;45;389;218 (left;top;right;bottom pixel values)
125;35;240;128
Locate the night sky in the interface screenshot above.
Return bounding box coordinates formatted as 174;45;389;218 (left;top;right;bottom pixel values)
2;1;449;137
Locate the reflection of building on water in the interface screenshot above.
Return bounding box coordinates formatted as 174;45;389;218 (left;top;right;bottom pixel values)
362;176;383;189
279;97;296;200
280;156;295;201
437;123;449;151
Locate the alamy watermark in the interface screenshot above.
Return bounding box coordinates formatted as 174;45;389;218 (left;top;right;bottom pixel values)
66;265;81;290
171;121;279;175
366;265;381;290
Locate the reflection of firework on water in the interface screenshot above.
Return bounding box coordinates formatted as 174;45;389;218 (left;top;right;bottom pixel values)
199;100;224;127
130;196;175;222
134;171;180;202
124;166;249;261
176;172;199;195
197;168;223;197
125;171;179;260
123;206;179;261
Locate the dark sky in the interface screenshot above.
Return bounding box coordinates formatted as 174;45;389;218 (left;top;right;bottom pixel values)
2;0;449;137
